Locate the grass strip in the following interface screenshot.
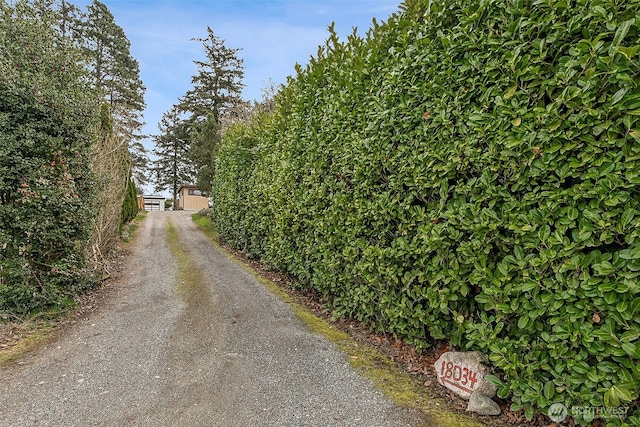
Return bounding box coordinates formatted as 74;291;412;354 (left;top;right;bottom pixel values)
165;218;207;305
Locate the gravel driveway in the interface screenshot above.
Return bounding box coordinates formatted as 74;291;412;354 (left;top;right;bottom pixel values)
0;211;424;427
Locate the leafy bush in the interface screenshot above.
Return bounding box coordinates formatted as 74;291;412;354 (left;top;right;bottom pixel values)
0;1;101;314
212;0;640;423
211;114;274;257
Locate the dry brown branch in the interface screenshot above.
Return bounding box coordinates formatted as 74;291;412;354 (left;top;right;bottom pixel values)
87;126;130;275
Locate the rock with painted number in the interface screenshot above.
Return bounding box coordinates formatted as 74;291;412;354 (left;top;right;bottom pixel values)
434;351;497;400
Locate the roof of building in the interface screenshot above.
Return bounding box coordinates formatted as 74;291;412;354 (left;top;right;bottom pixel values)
177;184;197;192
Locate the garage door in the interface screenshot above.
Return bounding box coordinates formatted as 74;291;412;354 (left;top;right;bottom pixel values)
144;200;161;211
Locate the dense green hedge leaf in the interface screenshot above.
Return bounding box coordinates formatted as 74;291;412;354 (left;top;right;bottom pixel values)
210;0;640;423
1;0;104;314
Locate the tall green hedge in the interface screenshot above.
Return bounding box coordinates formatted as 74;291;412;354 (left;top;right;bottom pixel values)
212;0;640;423
0;1;101;314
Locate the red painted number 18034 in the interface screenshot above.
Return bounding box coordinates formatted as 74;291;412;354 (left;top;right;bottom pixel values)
440;361;478;391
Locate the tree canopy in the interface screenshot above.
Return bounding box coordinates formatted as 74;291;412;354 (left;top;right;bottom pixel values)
153;27;245;196
151;105;194;206
179;27;244;124
81;0;148;187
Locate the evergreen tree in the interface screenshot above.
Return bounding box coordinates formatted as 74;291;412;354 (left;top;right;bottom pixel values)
189;113;220;195
81;0;148;187
151;106;194;207
121;177;138;223
180;27;244;122
128;138;149;188
178;27;245;194
57;0;84;41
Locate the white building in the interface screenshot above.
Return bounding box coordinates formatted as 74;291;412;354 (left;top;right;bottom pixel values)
141;195;165;211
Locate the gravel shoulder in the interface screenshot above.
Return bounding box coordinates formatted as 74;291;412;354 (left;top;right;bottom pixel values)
0;211;430;426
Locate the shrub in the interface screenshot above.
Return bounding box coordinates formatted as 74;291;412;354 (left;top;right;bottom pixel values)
88;103;135;270
0;1;101;314
212;0;640;423
121;178;139;224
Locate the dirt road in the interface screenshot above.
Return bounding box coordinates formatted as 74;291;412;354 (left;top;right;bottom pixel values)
0;211;424;426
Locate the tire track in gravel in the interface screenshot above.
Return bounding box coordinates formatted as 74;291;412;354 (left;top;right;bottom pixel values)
0;211;427;426
144;212;426;426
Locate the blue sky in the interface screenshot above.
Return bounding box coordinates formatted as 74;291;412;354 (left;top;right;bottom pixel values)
77;0;400;144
